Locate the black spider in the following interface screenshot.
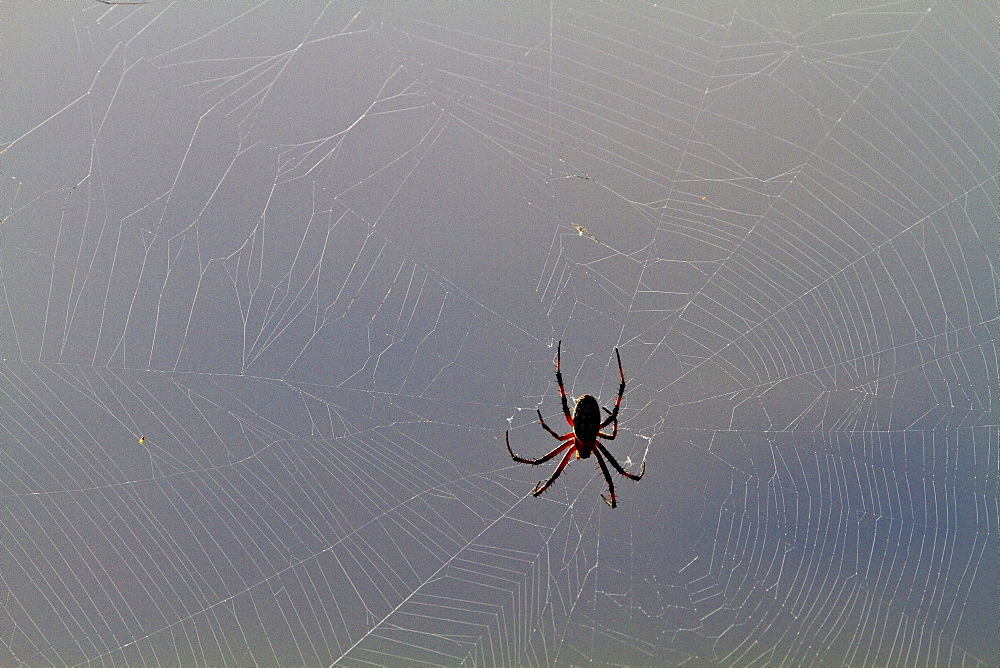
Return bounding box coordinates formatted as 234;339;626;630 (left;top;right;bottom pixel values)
506;341;645;507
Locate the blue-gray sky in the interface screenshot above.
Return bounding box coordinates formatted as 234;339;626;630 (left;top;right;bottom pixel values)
2;2;997;665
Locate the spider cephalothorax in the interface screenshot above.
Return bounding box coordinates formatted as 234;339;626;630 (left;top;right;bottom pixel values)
506;341;645;508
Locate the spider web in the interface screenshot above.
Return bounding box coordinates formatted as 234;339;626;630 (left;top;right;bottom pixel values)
2;2;997;666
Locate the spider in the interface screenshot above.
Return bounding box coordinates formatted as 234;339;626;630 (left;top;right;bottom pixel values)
506;341;645;508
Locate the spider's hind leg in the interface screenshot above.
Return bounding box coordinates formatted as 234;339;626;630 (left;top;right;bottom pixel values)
597;442;645;481
538;409;573;441
532;447;576;497
506;431;571;465
594;449;617;508
597;407;618;440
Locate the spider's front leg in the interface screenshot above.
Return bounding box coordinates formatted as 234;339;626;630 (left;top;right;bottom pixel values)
554;341;574;426
599;348;626;429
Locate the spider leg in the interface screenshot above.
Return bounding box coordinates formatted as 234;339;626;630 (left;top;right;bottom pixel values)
597;408;618;440
532;444;577;497
599;348;626;429
538;409;574;441
554;341;574;426
594;448;617;508
506;431;572;465
596;441;645;481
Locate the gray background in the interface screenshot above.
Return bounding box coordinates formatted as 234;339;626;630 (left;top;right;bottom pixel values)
2;2;997;666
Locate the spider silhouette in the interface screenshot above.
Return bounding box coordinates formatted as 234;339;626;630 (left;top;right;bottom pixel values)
506;341;645;508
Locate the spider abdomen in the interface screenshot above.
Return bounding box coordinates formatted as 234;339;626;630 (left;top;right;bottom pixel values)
573;394;602;449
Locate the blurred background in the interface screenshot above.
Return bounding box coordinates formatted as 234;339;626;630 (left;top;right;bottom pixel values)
1;2;996;665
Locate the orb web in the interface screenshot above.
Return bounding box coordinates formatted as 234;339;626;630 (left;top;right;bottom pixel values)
1;2;996;666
